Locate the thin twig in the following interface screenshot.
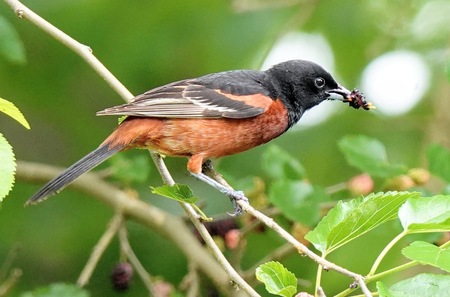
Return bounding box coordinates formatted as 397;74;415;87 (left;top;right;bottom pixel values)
185;204;260;297
150;154;259;297
180;262;200;297
118;225;158;296
317;286;326;297
0;269;22;297
3;0;133;101
4;1;253;295
6;1;372;296
358;281;374;297
203;164;372;297
16;161;241;296
77;213;124;287
242;243;295;282
238;200;371;296
0;244;20;281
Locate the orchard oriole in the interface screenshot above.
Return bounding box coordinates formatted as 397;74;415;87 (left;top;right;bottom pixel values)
27;60;370;213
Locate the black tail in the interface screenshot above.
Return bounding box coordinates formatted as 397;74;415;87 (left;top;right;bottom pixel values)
26;144;124;205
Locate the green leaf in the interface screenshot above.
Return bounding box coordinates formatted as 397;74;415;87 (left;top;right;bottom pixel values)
256;261;297;297
20;283;90;297
151;184;197;204
0;97;30;129
0;16;26;64
117;115;127;125
398;195;450;233
0;133;16;202
305;191;419;254
376;281;392;297
427;144;450;182
109;154;150;184
402;241;450;273
268;180;328;225
377;274;450;297
338;135;405;178
262;145;305;180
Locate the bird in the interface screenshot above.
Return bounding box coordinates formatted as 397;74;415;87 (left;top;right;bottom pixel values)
27;59;362;213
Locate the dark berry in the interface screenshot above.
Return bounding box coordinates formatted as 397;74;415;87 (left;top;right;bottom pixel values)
111;262;133;291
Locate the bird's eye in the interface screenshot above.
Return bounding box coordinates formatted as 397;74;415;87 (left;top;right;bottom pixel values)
314;77;325;88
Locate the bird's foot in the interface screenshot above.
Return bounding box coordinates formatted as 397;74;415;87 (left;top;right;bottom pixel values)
191;172;249;216
225;190;249;216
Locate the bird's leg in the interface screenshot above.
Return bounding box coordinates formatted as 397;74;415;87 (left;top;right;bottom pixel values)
191;172;248;216
190;160;249;216
201;160;231;187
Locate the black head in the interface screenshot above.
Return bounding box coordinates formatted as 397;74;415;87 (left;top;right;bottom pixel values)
266;60;351;127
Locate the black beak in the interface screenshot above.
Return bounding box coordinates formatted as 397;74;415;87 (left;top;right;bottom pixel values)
326;85;352;102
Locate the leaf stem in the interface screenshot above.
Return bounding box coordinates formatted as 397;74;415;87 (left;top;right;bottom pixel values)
335;238;450;297
237;199;372;296
325;182;348;195
368;231;406;276
315;263;324;296
340;258;436;297
367;260;418;283
368;238;450;282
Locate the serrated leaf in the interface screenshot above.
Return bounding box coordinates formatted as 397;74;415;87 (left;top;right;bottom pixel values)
0;133;16;202
20;283;90;297
427;144;450;182
151;184;197;204
0;16;26;64
0;97;30;129
305;198;360;254
398;195;450;233
377;274;450;297
305;192;419;254
109;154;150;184
256;261;297;297
402;241;450;273
262;145;305;180
268;180;328;225
338;135;405;178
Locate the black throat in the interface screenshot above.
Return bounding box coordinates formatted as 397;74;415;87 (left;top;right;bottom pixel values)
264;78;305;130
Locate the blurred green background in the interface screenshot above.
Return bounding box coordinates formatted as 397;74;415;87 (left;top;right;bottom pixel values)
0;0;448;296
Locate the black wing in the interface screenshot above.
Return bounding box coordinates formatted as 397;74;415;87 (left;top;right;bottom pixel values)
97;70;275;119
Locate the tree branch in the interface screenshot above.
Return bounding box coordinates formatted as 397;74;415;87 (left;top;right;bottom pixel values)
238;199;370;295
16;161;238;295
6;1;372;296
3;0;133;101
77;213;124;287
203;164;372;296
150;153;259;296
118;225;159;296
4;1;255;295
0;269;22;297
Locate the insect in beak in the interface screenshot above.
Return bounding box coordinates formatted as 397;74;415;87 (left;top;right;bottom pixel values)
327;87;375;110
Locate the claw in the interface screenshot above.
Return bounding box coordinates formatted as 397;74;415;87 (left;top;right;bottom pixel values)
191;172;250;216
226;190;248;216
